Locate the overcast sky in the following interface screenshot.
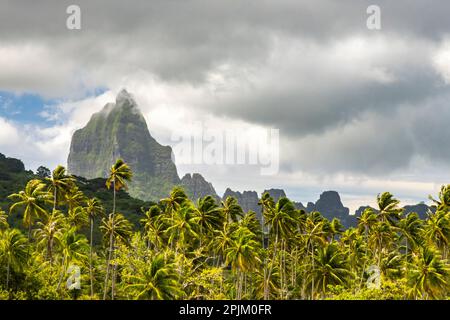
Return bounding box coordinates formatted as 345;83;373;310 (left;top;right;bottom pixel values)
1;0;450;212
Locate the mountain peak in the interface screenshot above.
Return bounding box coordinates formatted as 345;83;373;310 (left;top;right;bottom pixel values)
116;88;137;107
263;188;287;202
68;90;180;200
181;173;219;202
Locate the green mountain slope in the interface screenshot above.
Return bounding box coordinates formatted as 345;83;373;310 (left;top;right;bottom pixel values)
67;89;180;201
0;153;155;243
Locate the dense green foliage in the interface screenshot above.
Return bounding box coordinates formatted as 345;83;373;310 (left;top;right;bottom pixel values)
0;156;155;244
0;160;449;300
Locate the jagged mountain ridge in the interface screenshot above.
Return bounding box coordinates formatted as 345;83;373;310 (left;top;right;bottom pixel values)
354;202;435;220
65;89;433;224
223;188;261;220
68;89;217;201
181;173;220;202
0;151;436;231
222;188;356;227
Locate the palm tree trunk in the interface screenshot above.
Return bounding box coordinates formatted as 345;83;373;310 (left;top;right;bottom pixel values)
103;216;113;300
199;224;203;248
57;255;66;291
279;239;283;299
311;242;314;300
359;226;369;290
244;272;248;298
90;216;94;297
283;240;287;298
53;187;57;212
265;226;278;299
238;270;243;300
48;237;53;265
301;238;309;299
291;247;297;287
444;244;448;261
111;252;117;300
378;237;382;270
280;239;286;299
263;267;268;300
103;179;116;300
6;259;10;290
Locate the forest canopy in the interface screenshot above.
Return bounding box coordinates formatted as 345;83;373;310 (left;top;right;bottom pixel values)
0;159;449;300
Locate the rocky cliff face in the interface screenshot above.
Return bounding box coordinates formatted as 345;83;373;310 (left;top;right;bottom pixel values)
263;189;286;202
223;188;261;220
67;89;181;201
300;191;356;228
403;203;434;220
313;191;349;216
223;188;354;226
293;201;306;211
355;203;434;221
180;173;219;202
354;206;377;217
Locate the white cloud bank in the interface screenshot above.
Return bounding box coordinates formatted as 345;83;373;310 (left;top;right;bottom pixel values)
1;1;450;210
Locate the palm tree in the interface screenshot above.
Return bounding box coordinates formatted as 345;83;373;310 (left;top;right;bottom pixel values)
101;212;133;299
104;159;132;300
307;243;351;298
0;210;8;229
340;228;365;276
194;195;222;243
303;213;327;299
140;206;164;250
212;221;235;266
379;250;403;281
67;206;88;230
0;229;28;290
165;202;198;253
429;184;450;213
396;212;424;270
263;197;297;298
225;227;261;299
357;208;378;287
254;261;280;299
258;192;275;238
408;247;449;299
105;159;133;215
376;192;403;225
329;218;344;241
34;210;65;264
357;208;378;236
161;187;188;215
85;197;104;297
221;196;243;223
65;187;86;215
46;165;75;211
423;210;450;259
240;211;262;239
100;213;133;250
56;228;89;291
368;221;396;269
125;254;182;299
9;179;52;239
266;197;297;244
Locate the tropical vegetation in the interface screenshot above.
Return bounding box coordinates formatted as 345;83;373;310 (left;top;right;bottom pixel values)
0;160;449;300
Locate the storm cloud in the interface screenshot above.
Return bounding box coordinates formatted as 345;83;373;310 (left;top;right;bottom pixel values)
1;0;450;207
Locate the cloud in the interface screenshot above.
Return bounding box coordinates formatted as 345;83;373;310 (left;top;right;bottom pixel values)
433;38;450;84
0;117;20;147
1;0;450;205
